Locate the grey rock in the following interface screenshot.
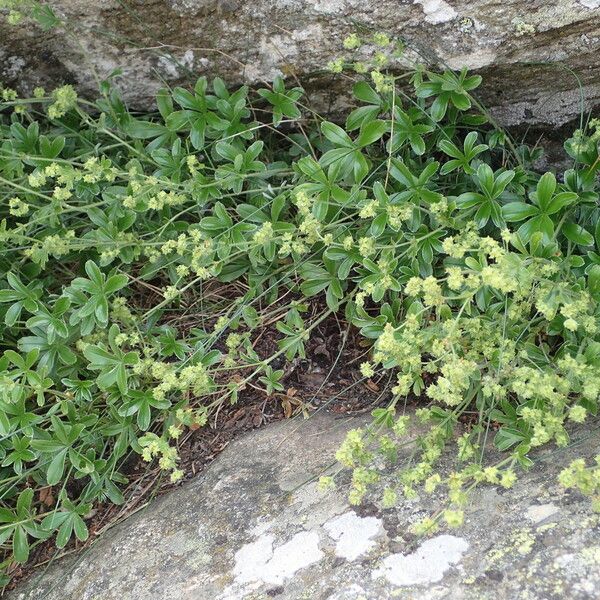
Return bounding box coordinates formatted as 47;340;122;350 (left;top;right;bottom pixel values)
10;411;600;600
2;1;600;126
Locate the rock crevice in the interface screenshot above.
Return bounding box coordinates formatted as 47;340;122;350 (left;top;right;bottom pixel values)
2;1;600;126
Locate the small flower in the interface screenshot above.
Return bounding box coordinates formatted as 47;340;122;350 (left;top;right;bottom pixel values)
424;473;441;494
253;221;274;245
170;469;184;483
443;509;464;528
371;70;393;93
326;58;344;73
8;197;29;217
373;32;391;47
163;285;180;301
500;470;517;489
358;236;375;257
47;85;78;119
411;517;438;535
168;425;183;439
1;88;17;101
360;362;375;378
374;52;389;68
318;476;335;491
564;318;578;332
568;405;587;423
343;33;361;50
6;10;22;25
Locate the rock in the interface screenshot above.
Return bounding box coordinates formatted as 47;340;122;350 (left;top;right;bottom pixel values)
9;411;600;600
2;1;600;126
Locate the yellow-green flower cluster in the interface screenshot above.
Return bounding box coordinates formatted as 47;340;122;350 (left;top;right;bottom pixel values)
411;517;438;535
318;475;335;491
360;362;375;378
426;358;478;406
405;276;444;307
349;466;379;505
372;321;422;373
443;509;464;528
372;32;391;47
8;197;28;217
441;227;481;258
382;487;397;508
29;159;117;206
387;204;412;229
559;457;600;510
326;58;344;73
133;359;213;402
139;432;179;469
253;221;274;245
335;428;371;468
277;190;324;256
24;230;76;268
343;33;361;50
520;405;568;447
1;87;17;101
48;85;78;119
370;70;394;93
158;229;215;277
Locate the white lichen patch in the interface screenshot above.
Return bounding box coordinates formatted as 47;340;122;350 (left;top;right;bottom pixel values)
579;0;600;8
525;503;560;524
415;0;457;24
324;511;383;561
233;530;323;586
372;535;469;586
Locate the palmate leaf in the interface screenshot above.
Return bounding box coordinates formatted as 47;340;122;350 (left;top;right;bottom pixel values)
83;327;139;394
503;176;579;242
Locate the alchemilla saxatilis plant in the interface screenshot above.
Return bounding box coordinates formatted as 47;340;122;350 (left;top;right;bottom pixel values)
0;16;599;580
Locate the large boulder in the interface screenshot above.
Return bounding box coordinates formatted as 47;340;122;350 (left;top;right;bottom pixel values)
9;411;600;600
1;1;600;126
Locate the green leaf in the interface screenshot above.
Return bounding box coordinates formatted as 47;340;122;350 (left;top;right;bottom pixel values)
125;120;167;139
47;449;67;486
588;265;600;301
562;222;594;246
353;81;381;105
356;120;388;147
321;122;353;148
105;274;129;294
502;202;539;222
56;518;74;549
13;526;29;563
16;489;33;516
73;514;89;542
31;4;61;30
494;427;526;451
535;172;556;209
171;87;198;110
546;192;578;215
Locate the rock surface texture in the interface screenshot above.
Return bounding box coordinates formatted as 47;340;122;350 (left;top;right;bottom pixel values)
2;1;600;125
10;411;600;600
